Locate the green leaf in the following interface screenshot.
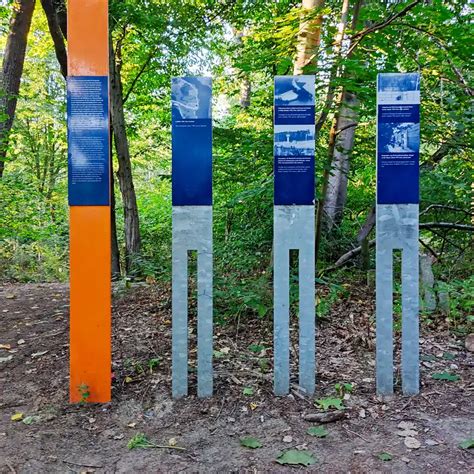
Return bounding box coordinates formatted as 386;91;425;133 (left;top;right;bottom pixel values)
442;352;456;360
315;397;344;410
306;426;328;438
248;344;265;353
127;433;155;449
378;452;393;461
243;387;254;396
240;436;262;449
431;372;460;382
213;350;225;359
22;415;41;425
421;354;436;362
459;439;474;449
276;450;317;466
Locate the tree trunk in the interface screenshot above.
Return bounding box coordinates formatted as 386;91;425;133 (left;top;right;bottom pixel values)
40;0;67;77
314;0;362;262
233;29;251;108
110;120;121;278
0;0;36;178
293;0;325;75
239;76;251;108
109;40;141;275
322;91;359;228
420;252;436;312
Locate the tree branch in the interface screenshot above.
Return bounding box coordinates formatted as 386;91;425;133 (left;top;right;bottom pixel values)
347;0;422;56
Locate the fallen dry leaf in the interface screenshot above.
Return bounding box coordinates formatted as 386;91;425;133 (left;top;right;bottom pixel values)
404;437;421;449
397;429;418;438
31;351;48;358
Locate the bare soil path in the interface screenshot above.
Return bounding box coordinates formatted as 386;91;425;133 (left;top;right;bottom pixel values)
0;283;473;473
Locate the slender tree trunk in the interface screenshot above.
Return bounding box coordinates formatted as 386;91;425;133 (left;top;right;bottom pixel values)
293;0;325;75
109;39;141;275
0;0;36;178
322;91;359;227
40;0;67;77
233;28;251;108
314;0;362;260
239;76;251;108
110;173;121;278
110;120;121;278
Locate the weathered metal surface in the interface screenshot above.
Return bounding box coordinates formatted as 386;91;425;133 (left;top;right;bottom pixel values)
274;205;315;396
376;204;419;395
172;206;213;398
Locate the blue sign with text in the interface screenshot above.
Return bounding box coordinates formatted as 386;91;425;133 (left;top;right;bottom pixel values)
172;77;212;206
377;73;420;204
67;76;110;206
274;76;315;205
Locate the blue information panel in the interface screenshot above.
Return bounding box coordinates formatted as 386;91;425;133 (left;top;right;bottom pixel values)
377;73;420;204
172;77;212;206
67;76;110;206
274;76;315;205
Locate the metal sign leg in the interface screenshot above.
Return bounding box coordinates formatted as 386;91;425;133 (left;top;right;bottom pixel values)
172;206;213;398
274;205;315;396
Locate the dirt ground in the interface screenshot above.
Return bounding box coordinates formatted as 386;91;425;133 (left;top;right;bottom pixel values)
0;282;473;473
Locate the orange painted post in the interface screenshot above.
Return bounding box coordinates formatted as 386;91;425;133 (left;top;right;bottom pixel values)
68;0;111;403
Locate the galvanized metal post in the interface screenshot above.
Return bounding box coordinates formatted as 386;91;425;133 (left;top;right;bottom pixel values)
376;73;420;396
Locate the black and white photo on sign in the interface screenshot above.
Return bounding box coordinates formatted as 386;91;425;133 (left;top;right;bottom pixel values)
274;125;315;157
379;122;420;153
377;73;420;104
274;76;315;106
171;77;212;120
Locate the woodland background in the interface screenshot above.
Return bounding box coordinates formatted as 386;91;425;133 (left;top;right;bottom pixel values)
0;0;472;331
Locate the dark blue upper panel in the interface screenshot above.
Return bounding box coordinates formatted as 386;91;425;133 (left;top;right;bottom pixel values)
274;76;315;206
377;73;420;204
172;77;212;206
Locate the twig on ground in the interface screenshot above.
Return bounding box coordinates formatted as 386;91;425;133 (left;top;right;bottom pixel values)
421;394;438;414
5;461;16;474
63;460;104;469
343;425;370;442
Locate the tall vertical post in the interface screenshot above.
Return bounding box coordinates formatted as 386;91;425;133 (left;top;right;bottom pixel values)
68;0;111;403
273;76;316;396
376;73;420;396
171;77;213;398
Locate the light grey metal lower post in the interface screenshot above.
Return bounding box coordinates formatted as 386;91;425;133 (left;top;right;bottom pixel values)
376;204;419;396
172;206;213;398
274;205;315;396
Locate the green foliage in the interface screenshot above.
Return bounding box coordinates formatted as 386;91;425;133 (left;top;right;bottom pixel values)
334;382;353;397
77;384;90;404
459;439;474;450
239;436;262;449
276;450;317;466
306;426;328;438
127;433;155;450
431;372;460;382
315;397;345;411
377;452;393;462
436;277;474;330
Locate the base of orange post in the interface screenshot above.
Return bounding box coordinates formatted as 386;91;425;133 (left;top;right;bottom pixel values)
69;206;111;403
